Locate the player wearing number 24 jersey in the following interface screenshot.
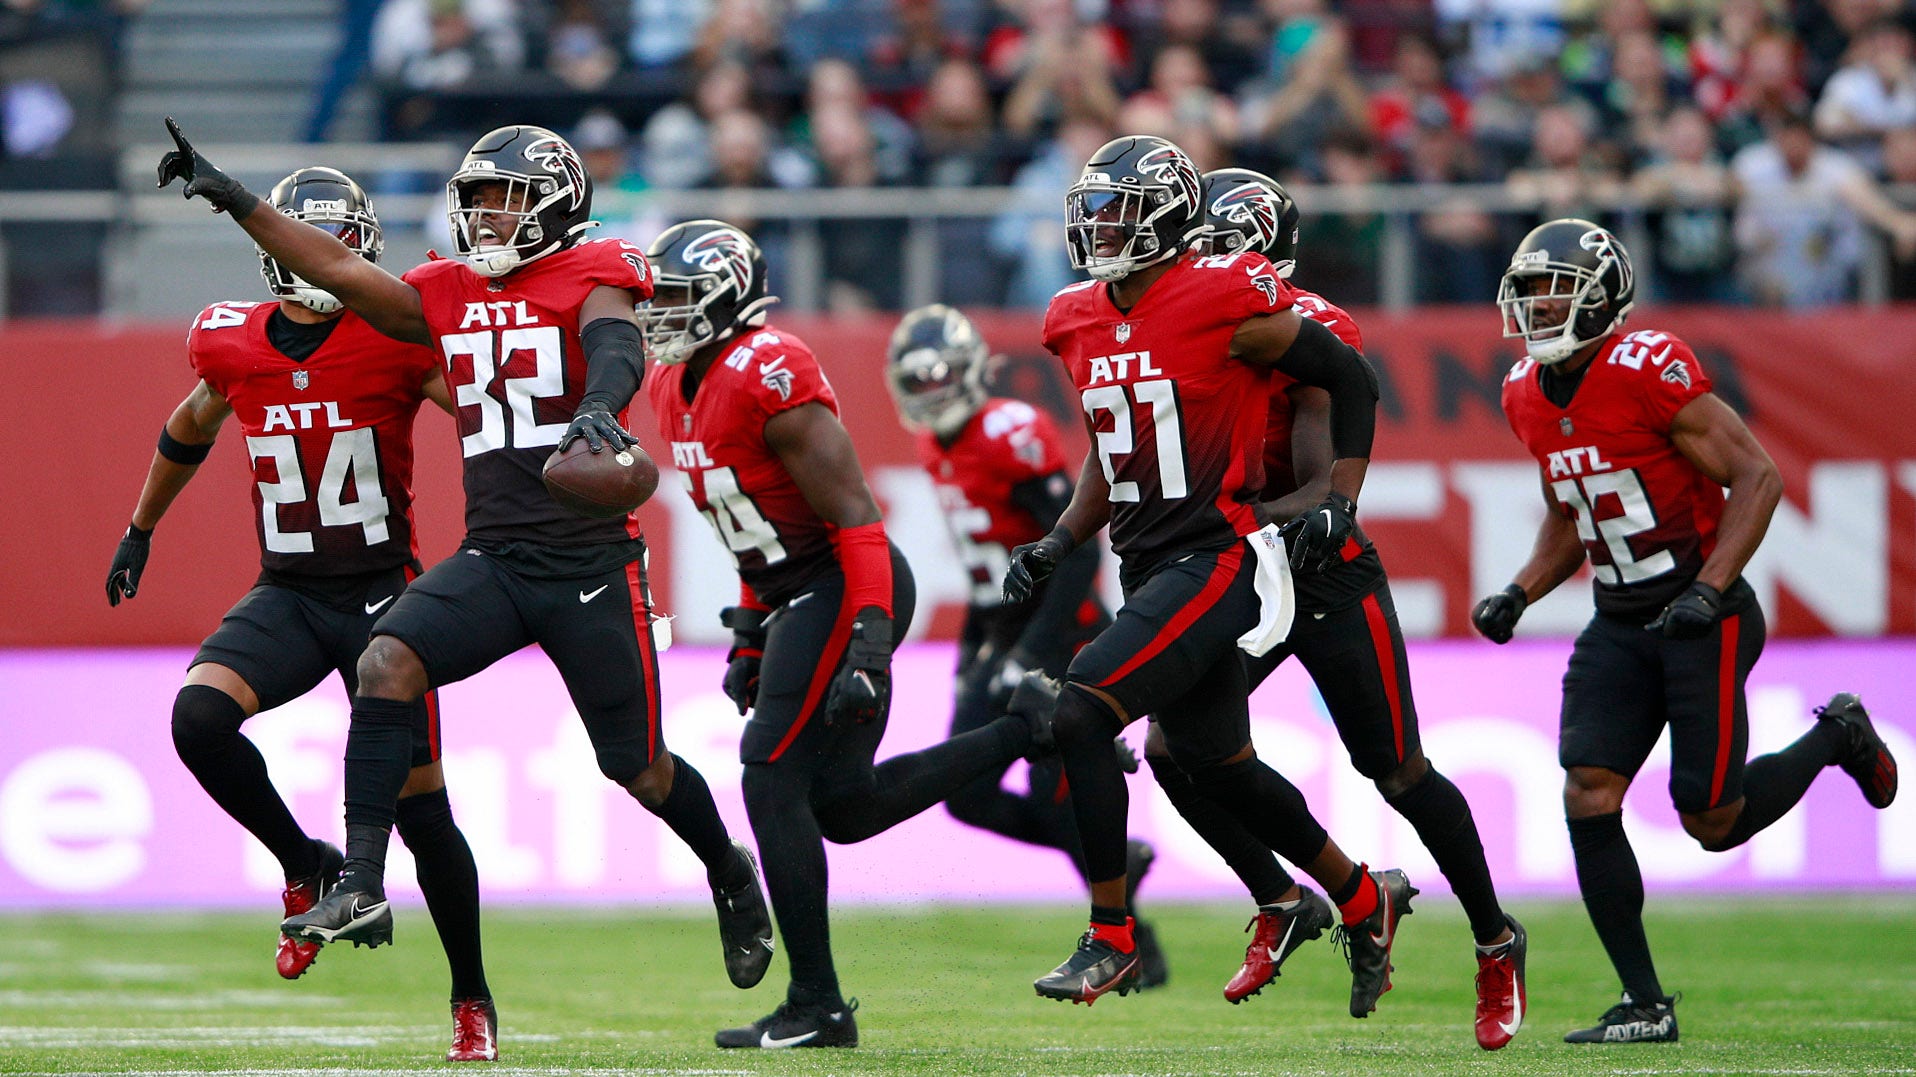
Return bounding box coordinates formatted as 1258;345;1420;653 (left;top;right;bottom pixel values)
107;167;494;1058
1474;218;1897;1045
157;121;772;1039
1014;135;1411;1014
643;221;1053;1049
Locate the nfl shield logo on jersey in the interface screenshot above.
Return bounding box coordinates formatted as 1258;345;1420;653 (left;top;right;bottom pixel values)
1115;323;1132;343
292;370;310;390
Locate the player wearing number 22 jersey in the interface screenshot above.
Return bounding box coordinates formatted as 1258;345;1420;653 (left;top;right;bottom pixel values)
1475;218;1897;1045
158;121;774;1031
1015;135;1412;1014
642;221;1053;1050
106;168;494;1057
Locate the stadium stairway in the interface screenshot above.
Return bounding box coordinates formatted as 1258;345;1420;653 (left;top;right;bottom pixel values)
115;0;380;146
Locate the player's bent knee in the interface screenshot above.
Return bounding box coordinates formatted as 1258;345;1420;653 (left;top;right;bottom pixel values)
170;684;250;762
395;786;456;843
1563;766;1629;818
620;752;674;806
596;744;651;789
1053;683;1121;748
1373;752;1429;799
355;635;429;701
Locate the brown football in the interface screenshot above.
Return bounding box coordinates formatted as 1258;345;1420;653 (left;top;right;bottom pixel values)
542;440;659;518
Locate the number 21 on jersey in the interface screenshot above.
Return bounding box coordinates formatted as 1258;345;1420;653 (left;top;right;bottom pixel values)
1082;380;1187;502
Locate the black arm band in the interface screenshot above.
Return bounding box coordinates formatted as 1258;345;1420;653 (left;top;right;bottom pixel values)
578;317;646;413
1275;317;1379;459
157;428;214;465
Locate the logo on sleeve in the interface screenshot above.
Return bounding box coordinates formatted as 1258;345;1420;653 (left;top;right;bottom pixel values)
759;356;794;401
1660;359;1691;389
1248;267;1279;305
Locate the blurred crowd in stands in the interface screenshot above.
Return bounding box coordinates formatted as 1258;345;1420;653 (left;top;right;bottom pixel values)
338;0;1916;309
4;0;1915;313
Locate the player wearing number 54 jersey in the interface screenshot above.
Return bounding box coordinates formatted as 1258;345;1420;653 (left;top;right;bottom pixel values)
643;221;1053;1049
1473;218;1898;1045
1015;135;1413;1010
106;168;497;1060
157;121;772;1035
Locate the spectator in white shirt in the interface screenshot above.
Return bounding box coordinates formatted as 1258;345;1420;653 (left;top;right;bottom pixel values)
1814;18;1916;173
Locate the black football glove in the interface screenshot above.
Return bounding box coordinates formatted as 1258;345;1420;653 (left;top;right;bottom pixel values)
1280;491;1357;572
824;608;892;726
1003;529;1073;605
719;605;768;715
1648;580;1723;640
558;405;638;454
106;523;153;607
157;117;257;219
1471;584;1528;644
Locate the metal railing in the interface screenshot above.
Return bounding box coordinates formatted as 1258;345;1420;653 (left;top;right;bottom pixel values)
0;142;1906;319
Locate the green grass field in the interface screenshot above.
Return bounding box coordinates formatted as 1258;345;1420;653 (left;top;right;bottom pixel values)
3;896;1913;1075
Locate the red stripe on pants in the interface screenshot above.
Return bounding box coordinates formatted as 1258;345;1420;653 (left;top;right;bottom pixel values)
1099;546;1245;688
1710;614;1740;807
625;561;662;763
769;600;857;762
1360;592;1405;763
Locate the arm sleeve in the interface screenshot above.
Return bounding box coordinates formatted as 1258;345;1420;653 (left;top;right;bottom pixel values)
1273;316;1380;459
578;316;645;411
832;520;894;618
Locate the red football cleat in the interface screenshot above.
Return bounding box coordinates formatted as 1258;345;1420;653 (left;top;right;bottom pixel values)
1223;889;1333;1004
448;997;499;1062
1474;916;1527;1050
276;841;343;980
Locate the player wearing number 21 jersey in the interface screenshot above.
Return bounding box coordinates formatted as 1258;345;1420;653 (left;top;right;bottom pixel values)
106;167;495;1060
1473;218;1898;1045
158;121;773;1034
643;221;1053;1050
1011;135;1411;1013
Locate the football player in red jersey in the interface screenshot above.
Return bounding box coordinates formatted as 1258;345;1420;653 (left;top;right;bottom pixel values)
1131;169;1525;1046
884;304;1171;988
106;168;498;1059
1472;218;1899;1044
1012;135;1414;1011
157;122;774;1046
642;221;1053;1048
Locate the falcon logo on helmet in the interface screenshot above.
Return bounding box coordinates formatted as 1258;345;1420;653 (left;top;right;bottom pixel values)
523;137;588;214
682;228;755;299
1136;145;1201;216
1212;184;1279;251
1198;168;1301;278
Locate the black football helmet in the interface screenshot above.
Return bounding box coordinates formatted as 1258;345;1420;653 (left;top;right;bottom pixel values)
640;219;776;365
447;124;595;277
886;304;990;438
1198;168;1300;278
1066;135;1204;282
260;166;382;314
1497;218;1636;365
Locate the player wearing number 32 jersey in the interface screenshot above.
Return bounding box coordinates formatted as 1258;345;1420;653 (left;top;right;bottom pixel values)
107;168;496;1060
1016;135;1413;1012
1474;218;1898;1045
157;120;773;1049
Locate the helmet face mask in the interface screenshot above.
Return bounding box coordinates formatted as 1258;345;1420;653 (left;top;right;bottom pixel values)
1497;219;1635;365
260;167;383;314
640;220;774;365
1066;136;1202;282
447;126;594;278
885;304;988;438
1198;168;1299;278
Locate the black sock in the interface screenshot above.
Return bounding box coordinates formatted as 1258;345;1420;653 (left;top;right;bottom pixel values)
1090;904;1129;926
815;718;1029;845
1188;756;1329;868
1054;687;1129;883
1386;768;1506;944
1327;863;1365;906
396;788;490;1002
1568;811;1663;1003
1147;754;1295;905
1713;722;1847;850
642;754;736;876
340;695;417;889
171;685;315;878
741;762;839;1005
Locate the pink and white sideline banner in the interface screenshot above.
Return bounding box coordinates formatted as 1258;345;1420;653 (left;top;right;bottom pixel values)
2;642;1911;909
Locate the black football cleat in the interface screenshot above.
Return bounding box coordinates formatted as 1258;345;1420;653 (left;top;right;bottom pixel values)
1224;888;1334;1004
276;840;344;979
1564;992;1678;1044
1336;868;1417;1018
1816;693;1898;808
712;839;775;989
281;883;392;949
715;997;858;1049
1034;926;1142;1005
